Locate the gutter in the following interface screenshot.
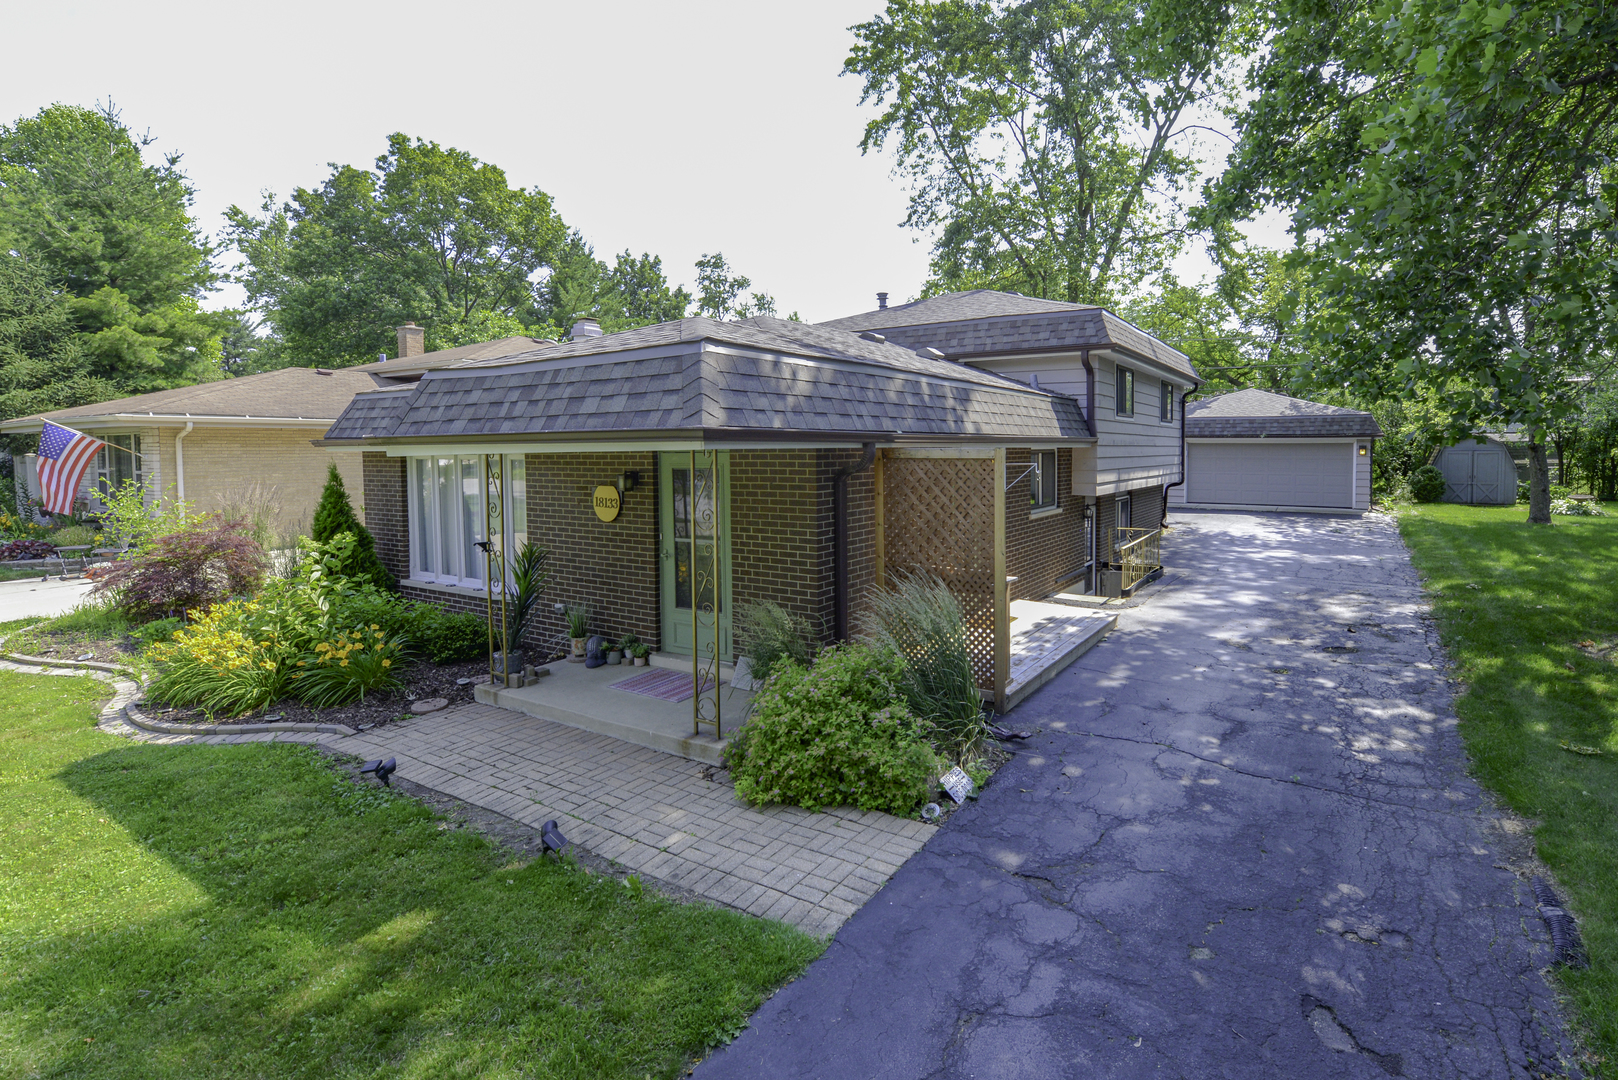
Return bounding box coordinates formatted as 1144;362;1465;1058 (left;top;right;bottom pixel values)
832;443;877;642
1162;383;1200;522
174;422;193;502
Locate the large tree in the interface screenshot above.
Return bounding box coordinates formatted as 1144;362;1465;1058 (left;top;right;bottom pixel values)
0;103;223;395
0;253;117;424
223;134;569;367
536;232;693;333
1213;0;1618;521
846;0;1252;305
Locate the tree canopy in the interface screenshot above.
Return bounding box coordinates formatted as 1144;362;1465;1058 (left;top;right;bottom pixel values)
1213;0;1618;519
0;103;224;397
223;134;570;368
846;0;1252;305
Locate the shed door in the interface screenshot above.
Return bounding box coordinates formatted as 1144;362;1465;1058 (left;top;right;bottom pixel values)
1188;442;1354;509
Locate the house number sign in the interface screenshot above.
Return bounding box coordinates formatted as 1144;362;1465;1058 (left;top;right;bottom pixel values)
592;485;622;522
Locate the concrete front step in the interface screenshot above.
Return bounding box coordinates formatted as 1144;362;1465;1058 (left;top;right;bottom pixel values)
474;660;736;765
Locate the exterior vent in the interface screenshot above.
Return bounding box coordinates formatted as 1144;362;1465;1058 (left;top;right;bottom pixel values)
877;291;888;310
860;331;886;343
315;368;333;376
570;318;602;341
917;347;945;360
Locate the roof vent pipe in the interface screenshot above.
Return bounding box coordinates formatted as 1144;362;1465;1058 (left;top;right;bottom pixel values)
396;322;425;359
877;291;888;310
570;318;602;341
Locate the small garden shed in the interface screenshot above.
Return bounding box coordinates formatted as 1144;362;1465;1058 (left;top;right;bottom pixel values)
1431;438;1518;505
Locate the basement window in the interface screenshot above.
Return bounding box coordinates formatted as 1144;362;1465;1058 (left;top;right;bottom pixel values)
1029;450;1059;511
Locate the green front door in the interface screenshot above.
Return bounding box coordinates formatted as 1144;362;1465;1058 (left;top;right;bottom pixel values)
659;451;732;658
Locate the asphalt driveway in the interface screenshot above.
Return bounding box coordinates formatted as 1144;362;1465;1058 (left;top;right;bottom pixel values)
698;511;1577;1079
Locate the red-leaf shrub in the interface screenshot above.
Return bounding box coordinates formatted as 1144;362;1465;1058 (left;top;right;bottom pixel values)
93;518;268;622
0;539;57;560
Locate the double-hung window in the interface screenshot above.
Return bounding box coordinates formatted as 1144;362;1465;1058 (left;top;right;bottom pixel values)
406;455;526;587
1029;450;1058;511
1160;380;1174;422
94;434;144;504
1115;367;1135;417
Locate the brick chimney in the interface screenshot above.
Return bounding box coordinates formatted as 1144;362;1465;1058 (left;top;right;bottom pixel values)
396;322;425;359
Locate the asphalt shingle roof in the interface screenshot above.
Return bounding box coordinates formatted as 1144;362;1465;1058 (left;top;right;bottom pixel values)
351;335;559;376
325;337;1089;445
1;366;384;430
1185;388;1383;438
818;290;1198;380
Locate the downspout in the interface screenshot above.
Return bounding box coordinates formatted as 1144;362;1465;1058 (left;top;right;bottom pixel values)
832;443;877;642
1161;384;1198;525
173;422;193;503
1080;352;1097;437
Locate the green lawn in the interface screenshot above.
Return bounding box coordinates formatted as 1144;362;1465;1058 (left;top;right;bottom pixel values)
1399;502;1618;1069
0;669;820;1079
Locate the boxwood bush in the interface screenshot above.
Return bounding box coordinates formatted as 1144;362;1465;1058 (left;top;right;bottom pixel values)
1411;464;1447;503
725;643;937;815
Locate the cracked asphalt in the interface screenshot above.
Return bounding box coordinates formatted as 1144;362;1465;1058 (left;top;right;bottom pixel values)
696;511;1580;1079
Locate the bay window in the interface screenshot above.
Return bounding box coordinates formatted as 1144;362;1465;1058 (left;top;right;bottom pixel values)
407;455;526;587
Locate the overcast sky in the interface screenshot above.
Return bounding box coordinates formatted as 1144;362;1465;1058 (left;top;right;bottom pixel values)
1;0;1287;324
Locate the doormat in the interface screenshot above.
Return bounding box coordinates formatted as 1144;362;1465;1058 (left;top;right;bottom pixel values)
609;668;718;703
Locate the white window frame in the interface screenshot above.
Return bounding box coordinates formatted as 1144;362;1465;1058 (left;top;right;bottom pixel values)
1029;449;1058;512
1160;380;1174;422
406;454;526;588
1116;366;1135;417
93;433;145;509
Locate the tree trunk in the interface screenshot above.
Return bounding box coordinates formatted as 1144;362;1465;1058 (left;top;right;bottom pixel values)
1526;439;1553;524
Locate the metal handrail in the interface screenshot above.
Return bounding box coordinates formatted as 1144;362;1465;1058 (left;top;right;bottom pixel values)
1114;526;1162;593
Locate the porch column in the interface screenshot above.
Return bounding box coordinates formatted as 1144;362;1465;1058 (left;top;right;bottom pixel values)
993;446;1009;713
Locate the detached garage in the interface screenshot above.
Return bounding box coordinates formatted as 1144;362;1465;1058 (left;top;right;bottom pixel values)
1170;389;1381;512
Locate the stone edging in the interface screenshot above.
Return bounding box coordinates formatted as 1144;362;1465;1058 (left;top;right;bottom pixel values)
0;643;355;738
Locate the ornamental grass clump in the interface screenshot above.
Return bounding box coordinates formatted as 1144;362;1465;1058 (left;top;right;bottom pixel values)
859;568;989;761
736;599;816;684
145;600;293;717
725;643;937;815
290;624;407;707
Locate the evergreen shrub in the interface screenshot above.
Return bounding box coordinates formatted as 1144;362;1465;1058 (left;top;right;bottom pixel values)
311;463;393;589
1411;465;1447;503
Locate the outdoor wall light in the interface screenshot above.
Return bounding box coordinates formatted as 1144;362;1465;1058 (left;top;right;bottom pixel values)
618;470;639;493
1358;445;1368;456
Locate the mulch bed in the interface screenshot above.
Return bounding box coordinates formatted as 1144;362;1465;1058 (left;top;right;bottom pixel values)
151;657;494;732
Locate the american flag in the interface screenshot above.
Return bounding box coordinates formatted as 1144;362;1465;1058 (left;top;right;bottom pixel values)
35;421;105;516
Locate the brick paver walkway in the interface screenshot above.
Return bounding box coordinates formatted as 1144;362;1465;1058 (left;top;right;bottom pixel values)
46;665;933;938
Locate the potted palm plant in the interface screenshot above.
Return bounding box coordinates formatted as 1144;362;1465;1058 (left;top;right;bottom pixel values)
494;542;549;678
565;605;591;662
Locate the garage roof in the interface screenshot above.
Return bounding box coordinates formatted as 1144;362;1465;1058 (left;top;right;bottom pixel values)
1186;389;1381;438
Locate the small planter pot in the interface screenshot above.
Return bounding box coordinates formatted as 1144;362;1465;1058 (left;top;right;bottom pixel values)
569;637;587;663
633;654;649;667
607;650;623;665
492;649;525;680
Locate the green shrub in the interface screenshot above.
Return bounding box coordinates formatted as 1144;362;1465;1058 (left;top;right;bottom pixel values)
726;643;937;815
736;600;815;684
1551;497;1607;517
1411;464;1447;503
46;524;97;548
859;568;987;760
405;604;487;663
132;616;184;647
311;464;393;589
93;517;267;622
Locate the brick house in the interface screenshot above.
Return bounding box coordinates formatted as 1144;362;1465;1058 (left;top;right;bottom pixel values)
322;292;1199;710
2;325;556;536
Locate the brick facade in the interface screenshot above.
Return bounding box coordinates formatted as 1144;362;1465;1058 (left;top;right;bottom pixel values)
1004;448;1091;601
360;447;878;661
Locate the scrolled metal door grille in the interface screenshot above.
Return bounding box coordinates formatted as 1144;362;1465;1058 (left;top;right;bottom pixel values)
482;455;512;688
690;450;722;737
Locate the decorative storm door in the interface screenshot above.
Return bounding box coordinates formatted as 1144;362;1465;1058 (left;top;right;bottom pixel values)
659;452;732;660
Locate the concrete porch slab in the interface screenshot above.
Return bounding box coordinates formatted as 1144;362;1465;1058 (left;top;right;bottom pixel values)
1003;598;1115;711
475;659;748;765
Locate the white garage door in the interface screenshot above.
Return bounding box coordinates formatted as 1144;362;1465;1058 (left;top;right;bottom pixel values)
1188;442;1353;509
